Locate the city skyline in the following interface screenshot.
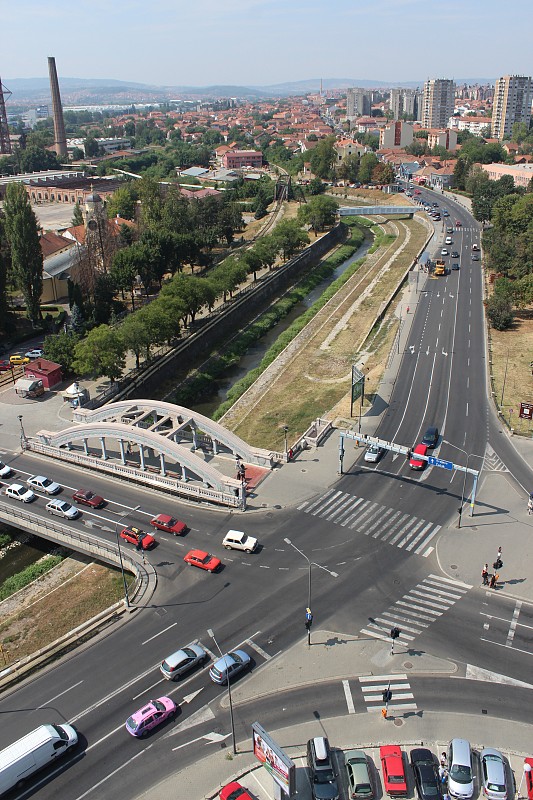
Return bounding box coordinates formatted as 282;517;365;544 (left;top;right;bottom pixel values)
2;0;532;88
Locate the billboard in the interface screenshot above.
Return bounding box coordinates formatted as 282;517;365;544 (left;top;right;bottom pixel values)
519;402;533;420
252;722;295;796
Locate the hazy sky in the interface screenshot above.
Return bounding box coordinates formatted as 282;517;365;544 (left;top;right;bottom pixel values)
3;0;532;87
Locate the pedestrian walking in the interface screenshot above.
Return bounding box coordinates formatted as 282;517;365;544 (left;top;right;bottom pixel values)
489;573;499;589
494;547;503;570
440;753;447;768
481;564;489;586
528;494;533;514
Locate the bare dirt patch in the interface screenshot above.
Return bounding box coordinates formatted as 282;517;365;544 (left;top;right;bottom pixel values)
489;309;533;435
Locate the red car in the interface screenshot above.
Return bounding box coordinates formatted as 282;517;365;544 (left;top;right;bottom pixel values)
380;745;407;797
72;489;105;508
409;443;428;470
184;549;221;573
220;782;253;800
120;526;156;550
0;360;12;372
525;758;533;800
150;513;187;535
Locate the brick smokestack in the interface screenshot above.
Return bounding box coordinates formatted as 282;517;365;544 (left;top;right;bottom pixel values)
48;56;67;158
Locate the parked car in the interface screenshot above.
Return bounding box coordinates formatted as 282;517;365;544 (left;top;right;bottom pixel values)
125;696;176;737
364;444;384;463
0;461;13;478
345;749;373;799
184;549;221;572
120;526;155;550
5;484;36;503
410;748;441;800
307;736;339;800
27;475;61;495
220;783;254;800
25;349;44;359
9;354;30;365
209;650;251;685
480;748;507;800
422;426;439;448
160;643;208;681
72;489;105;508
409;444;428;470
150;513;187;535
448;738;474;800
0;360;12;372
222;530;258;553
46;499;80;519
380;745;407;796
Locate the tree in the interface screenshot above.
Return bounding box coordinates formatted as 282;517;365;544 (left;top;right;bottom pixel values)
121;310;153;368
106;185;137;220
309;137;336;180
271;219;310;260
372;162;395;185
84;136;100;157
92;273;117;324
337;155;359;183
72;203;84;227
486;295;514;330
297;195;338;233
73;324;126;381
70;303;85;333
253;236;279;270
308;177;326;195
358;152;379;184
43;331;80;373
0;212;10;331
3;182;43;323
110;247;139;308
18;145;61;173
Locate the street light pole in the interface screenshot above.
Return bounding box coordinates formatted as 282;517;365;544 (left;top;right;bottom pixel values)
17;415;27;450
443;441;483;525
208;628;237;755
115;524;130;608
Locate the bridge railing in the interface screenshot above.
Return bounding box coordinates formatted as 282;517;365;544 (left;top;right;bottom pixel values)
25;440;242;509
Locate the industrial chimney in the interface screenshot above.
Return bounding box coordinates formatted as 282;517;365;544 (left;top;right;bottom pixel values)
47;56;67;158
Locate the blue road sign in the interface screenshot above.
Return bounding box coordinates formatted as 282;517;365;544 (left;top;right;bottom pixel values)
428;456;454;470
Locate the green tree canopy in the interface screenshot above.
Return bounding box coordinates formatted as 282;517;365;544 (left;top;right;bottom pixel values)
297;195;338;233
309;136;336;180
73;324;126;381
3;182;43;323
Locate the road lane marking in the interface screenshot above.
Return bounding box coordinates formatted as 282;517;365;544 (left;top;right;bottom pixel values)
480;637;533;658
343;679;356;714
141;622;177;645
506;601;522;647
37;681;84;709
72;745;150;799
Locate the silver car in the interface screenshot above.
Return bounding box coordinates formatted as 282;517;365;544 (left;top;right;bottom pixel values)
46;499;80;519
480;748;507;800
160;643;208;680
364;444;384;463
27;475;61;495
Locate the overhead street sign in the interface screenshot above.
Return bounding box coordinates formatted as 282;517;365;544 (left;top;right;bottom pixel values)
428;456;453;470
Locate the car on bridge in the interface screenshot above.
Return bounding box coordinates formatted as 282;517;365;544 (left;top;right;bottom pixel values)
0;461;13;478
380;745;407;797
5;484;36;503
125;696;176;737
150;513;187;535
120;526;156;550
27;475;61;495
184;549;221;572
46;499;80;520
72;489;105;508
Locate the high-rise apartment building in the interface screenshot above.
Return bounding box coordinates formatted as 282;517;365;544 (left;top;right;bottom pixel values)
390;88;420;121
346;87;371;119
491;75;533;140
421;79;456;128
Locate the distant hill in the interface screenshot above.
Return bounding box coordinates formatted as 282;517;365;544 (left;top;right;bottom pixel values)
3;75;496;107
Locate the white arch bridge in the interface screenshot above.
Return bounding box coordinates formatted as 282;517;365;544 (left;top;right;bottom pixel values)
30;400;281;510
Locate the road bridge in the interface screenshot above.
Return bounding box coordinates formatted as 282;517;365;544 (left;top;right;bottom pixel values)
29;400;279;510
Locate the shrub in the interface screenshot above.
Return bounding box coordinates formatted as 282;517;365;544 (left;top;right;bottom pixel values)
486;295;514;330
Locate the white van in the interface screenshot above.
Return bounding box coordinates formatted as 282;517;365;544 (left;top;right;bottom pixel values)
447;738;474;799
0;723;77;794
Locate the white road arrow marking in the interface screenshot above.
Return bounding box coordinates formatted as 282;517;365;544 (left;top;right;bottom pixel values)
442;349;448;356
182;688;203;704
409;346;415;354
172;731;231;751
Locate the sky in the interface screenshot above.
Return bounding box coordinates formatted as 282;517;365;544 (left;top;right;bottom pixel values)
2;0;533;88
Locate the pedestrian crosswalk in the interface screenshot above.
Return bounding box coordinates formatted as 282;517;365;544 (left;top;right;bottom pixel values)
360;574;472;644
359;673;417;712
297;490;441;557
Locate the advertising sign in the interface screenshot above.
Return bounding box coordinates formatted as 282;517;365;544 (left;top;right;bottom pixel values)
252;722;295;796
519;402;533;420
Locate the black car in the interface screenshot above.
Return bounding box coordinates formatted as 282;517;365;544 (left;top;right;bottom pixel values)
452;263;460;271
451;251;460;259
472;254;480;261
422;426;439;448
410;748;441;800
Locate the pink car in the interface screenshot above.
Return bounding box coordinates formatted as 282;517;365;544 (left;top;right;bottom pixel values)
125;696;177;737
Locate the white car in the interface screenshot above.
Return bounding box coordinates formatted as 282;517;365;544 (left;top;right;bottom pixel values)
222;529;258;553
25;349;44;359
441;248;449;256
0;461;13;478
27;475;61;495
364;444;384;463
46;499;79;519
445;236;453;245
5;484;36;503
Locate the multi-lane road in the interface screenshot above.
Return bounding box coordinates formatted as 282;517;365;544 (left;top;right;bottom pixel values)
1;191;532;799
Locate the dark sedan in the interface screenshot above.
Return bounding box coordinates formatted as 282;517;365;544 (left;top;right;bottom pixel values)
410;748;441;800
72;489;105;508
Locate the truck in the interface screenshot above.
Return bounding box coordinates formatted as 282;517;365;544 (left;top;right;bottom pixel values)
434;260;446;276
13;378;44;398
0;723;77;794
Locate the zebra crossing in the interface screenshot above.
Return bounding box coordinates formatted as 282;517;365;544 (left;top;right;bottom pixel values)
359;674;417;712
297;490;441;557
483;444;507;472
360;574;472;644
